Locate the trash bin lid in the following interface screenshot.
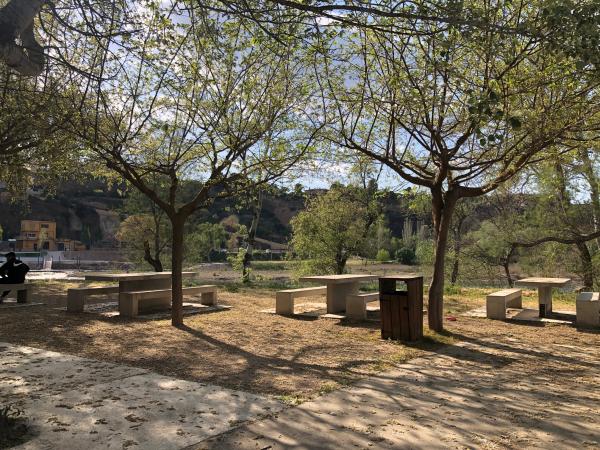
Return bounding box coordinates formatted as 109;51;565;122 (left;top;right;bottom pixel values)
379;273;423;281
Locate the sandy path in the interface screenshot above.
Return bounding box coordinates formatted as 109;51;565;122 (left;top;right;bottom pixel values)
195;329;600;449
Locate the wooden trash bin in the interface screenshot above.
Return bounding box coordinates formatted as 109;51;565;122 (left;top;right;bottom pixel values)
379;274;423;341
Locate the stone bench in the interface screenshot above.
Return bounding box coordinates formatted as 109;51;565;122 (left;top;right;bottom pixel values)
119;285;218;318
576;292;599;328
67;285;120;312
486;288;522;320
0;283;33;303
346;292;379;320
276;286;327;315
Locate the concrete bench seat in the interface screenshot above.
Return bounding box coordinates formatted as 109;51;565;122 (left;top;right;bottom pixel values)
276;286;327;315
576;292;599;328
486;288;522;320
0;283;32;303
67;285;119;312
346;292;379;320
119;285;218;318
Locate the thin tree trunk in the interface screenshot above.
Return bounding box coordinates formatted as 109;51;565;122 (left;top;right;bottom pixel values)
335;256;347;274
579;148;600;249
143;240;163;272
450;229;461;284
502;247;515;287
428;191;457;332
153;209;163;270
170;216;185;327
242;191;263;283
575;241;594;289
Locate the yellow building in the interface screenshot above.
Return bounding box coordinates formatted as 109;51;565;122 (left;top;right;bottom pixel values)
16;220;86;251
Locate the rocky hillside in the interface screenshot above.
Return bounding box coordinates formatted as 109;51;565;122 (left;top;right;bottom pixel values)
0;180;424;246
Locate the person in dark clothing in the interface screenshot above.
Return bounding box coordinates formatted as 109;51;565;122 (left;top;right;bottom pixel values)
0;252;30;302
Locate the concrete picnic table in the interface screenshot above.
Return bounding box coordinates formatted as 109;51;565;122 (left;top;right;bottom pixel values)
83;272;198;315
514;277;571;317
83;271;198;292
299;274;378;314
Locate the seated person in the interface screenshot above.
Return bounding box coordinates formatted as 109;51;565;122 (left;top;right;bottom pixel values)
0;252;30;302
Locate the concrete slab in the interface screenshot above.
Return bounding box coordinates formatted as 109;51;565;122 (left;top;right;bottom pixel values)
0;344;148;401
1;343;284;450
464;306;575;324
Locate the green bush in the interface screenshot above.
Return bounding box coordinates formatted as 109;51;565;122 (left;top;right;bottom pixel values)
396;247;417;265
376;249;391;262
415;239;435;265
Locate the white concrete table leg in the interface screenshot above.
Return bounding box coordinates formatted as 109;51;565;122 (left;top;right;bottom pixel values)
538;286;553;317
327;282;359;313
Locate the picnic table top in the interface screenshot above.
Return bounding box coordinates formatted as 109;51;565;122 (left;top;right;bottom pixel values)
515;277;571;287
83;271;197;282
299;274;378;284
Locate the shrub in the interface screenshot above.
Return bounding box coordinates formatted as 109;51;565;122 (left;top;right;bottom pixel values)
396;247;417;265
415;239;435;265
376;249;391;262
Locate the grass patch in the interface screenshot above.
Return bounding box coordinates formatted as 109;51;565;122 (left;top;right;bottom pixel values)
252;261;293;271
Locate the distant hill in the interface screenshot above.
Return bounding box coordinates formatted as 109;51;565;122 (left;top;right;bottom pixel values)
0;180;426;247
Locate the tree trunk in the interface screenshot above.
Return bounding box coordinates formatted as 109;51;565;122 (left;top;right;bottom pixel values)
575;241;594;289
143;240;163;272
503;260;513;287
579;148;600;250
450;229;460;284
170;216;185;327
428;191;457;332
336;257;347;275
0;0;46;76
504;246;515;287
242;191;263;283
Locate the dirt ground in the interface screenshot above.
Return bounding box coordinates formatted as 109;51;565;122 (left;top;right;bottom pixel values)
199;319;600;450
0;282;449;402
0;279;590;405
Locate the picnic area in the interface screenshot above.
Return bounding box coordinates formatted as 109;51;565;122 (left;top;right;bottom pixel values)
2;1;600;448
1;260;599;449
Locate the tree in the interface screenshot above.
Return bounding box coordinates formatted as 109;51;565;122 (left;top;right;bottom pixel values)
118;185;171;272
74;6;322;326
116;214;170;271
508;151;600;289
185;222;226;264
448;198;481;284
4;1;600;77
243;191;264;282
290;186;369;274
0;65;83;192
7;0;600;76
321;1;600;330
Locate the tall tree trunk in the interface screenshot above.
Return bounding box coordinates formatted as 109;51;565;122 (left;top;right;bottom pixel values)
428;191;457;332
242;191;263;283
575;241;594;289
170;215;185;327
